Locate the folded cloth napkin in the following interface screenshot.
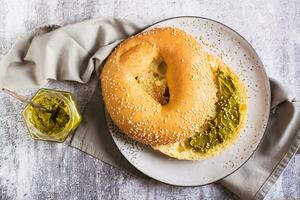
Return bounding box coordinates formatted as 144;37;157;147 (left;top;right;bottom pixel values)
0;17;139;88
0;17;299;200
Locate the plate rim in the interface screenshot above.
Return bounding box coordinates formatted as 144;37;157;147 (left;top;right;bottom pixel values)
107;15;271;186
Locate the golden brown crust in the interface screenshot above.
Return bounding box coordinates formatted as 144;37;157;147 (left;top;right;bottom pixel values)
100;28;217;145
153;55;248;160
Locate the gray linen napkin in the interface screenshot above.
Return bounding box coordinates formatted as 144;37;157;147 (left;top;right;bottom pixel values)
0;17;139;88
0;17;299;200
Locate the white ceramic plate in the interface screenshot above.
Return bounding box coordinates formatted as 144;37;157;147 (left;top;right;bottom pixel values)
106;16;271;186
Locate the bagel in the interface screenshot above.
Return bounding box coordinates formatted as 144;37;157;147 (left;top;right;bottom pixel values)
153;55;248;160
101;27;217;145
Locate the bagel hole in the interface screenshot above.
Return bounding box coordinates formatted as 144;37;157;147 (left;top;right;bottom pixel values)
162;87;170;104
134;59;169;105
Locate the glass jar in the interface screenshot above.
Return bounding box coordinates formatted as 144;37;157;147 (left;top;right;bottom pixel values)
22;88;82;142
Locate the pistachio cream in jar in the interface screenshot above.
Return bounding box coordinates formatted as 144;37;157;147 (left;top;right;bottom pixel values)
22;88;82;142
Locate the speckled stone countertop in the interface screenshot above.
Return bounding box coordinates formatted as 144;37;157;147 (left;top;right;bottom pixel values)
0;0;299;199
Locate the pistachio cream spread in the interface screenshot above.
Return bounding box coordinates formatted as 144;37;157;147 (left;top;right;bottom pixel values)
186;69;241;152
28;96;70;135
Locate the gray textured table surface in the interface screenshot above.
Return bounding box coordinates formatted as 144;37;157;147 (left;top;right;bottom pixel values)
0;0;299;199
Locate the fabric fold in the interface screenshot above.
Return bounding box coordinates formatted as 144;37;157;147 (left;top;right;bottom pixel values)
0;17;140;89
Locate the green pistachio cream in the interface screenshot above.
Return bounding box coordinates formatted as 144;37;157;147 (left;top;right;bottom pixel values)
28;96;70;135
186;69;241;152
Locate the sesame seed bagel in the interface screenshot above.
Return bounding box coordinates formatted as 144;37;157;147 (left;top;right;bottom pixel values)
100;27;217;146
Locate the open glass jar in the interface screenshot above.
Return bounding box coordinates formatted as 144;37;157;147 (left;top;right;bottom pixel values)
22;88;82;142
